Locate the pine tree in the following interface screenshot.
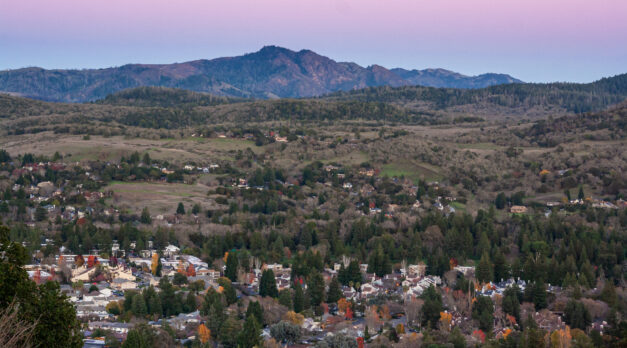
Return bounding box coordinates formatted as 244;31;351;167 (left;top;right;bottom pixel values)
259;269;278;298
420;285;443;328
237;316;261;348
132;293;147;316
307;271;325;307
176;202;185;215
246;301;264;326
140;207;151;224
578;185;585;200
326;277;342;303
293;284;304;313
476;252;493;283
225;252;239;282
493;250;509;282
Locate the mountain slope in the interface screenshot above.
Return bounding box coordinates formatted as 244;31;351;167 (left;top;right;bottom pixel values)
0;46;521;102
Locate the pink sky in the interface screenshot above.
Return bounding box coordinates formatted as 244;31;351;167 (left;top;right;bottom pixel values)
1;0;626;82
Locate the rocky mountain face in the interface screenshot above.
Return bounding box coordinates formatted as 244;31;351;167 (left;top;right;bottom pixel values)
0;46;521;102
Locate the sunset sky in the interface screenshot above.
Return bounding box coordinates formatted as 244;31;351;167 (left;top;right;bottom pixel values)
1;0;625;82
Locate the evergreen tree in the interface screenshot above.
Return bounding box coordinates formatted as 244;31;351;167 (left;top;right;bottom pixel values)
140;207;152;224
326;277;342;303
218;278;237;305
219;315;241;348
237;316;261;348
132;293;147;316
502;285;521;322
578;185;585;200
495;192;507;209
338;260;362;286
420;285;443;328
225;252;239;282
149;294;163;316
293;285;304;313
259;269;278;298
176;202;185;215
0;225;82;348
476;252;493;283
185;292;196;313
246;301;264;326
307;271;325;307
278;289;292;309
493;250;509;282
564;300;591;330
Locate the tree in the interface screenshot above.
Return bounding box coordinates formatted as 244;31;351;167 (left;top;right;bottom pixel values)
476;252;493;283
185;292;197;313
530;282;547;310
122;329;147;348
198;323;211;344
217;278;237;305
472;296;494;332
176;202;185;215
219;315;241;348
270;321;301;345
35;205;48;222
367;244;391;277
140;207;151;224
338;260;362;286
132;293;147;316
564;300;591;330
238;316;261;348
151;253;161;276
495;192;507;209
192;203;201;215
0;225;82;348
259;269;278;298
449;327;466;348
278;289;292;309
225;252;239;282
307;271;326;307
293;285;304;313
173;272;188;285
246;301;264;326
327;277;342;303
578;185;585;200
502;285;521;322
493;250;509;282
314;333;358;348
420;285;443;328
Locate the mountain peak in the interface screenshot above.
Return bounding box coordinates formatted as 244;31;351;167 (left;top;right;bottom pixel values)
0;47;522;102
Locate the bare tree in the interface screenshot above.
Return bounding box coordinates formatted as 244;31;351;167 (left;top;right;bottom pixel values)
0;301;37;348
404;298;424;328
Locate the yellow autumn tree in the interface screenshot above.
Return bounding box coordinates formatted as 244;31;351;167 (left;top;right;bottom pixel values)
550;326;572;348
151;253;159;275
283;311;304;325
440;311;452;331
396;323;405;334
198;323;211;344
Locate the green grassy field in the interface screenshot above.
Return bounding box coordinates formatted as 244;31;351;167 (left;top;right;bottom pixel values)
380;161;442;182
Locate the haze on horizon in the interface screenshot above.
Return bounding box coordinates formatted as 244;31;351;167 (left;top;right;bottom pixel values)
1;0;626;83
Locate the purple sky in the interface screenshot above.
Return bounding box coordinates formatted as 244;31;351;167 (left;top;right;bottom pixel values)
1;0;626;82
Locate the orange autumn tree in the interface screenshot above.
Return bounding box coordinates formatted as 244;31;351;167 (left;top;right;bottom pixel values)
198;323;211;344
338;298;350;313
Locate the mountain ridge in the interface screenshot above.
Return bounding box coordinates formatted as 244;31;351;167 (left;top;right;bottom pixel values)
0;45;521;103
